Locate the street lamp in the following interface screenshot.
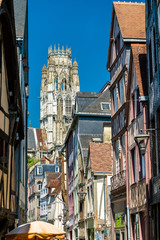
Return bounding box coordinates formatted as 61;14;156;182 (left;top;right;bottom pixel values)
77;191;87;203
134;134;150;155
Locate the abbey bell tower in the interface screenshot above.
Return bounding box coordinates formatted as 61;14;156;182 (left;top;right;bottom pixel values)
40;45;80;157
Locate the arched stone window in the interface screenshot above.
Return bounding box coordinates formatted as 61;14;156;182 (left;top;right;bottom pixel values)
66;95;71;115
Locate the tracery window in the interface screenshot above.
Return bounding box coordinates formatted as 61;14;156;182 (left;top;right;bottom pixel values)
62;79;66;90
66;96;71;115
55;78;58;90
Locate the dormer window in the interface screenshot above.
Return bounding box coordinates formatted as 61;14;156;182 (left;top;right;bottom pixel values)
101;102;111;110
37;166;42;175
55;166;59;172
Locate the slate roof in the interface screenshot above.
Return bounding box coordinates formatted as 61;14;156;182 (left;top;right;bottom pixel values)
13;0;27;37
76;89;111;115
82;89;111;115
28;127;36;149
89;142;112;173
113;2;146;40
76;92;100;112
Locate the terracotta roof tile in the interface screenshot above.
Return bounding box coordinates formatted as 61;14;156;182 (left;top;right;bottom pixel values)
113;2;146;39
89;142;112;173
131;44;147;96
46;172;61;188
36;128;47;150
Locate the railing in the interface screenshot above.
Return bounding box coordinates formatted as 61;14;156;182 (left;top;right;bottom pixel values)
130;178;146;210
111;170;126;191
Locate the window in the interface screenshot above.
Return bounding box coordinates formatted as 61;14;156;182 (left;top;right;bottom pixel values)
0;138;8;168
115;140;120;174
154;28;157;73
101;102;111;110
37;181;42;190
113;87;118;113
55;166;59;172
37;166;42;175
132;214;139;240
131;148;137;183
141;155;145;178
121;135;126;170
66;95;71;115
132;93;135;120
136;88;140;115
37;196;40;206
115;33;120;56
55;78;58;90
119;78;124;105
62;79;66;90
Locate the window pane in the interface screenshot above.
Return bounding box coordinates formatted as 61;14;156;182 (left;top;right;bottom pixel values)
114;87;118;113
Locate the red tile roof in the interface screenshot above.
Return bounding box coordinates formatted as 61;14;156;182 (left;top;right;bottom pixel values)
89;142;112;173
113;2;146;39
46;172;61;188
36;128;47;150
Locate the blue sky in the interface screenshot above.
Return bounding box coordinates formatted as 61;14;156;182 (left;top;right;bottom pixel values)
28;0;145;128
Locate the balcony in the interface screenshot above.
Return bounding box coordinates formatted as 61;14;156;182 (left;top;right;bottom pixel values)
111;170;126;191
130;178;146;212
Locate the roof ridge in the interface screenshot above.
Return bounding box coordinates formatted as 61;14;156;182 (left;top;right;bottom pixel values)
113;1;145;5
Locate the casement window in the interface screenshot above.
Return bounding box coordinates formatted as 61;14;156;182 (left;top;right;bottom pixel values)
115;140;120;174
119;78;124;106
113;87;118;113
136;88;140;115
115;33;120;56
121;135;126;170
154;28;157;73
131;148;137;183
132;93;135;120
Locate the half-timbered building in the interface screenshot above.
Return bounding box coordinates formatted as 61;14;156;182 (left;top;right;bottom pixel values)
107;2;146;239
126;44;152;240
0;0;24;236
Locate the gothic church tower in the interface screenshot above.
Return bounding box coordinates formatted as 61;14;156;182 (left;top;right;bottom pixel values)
40;45;79;154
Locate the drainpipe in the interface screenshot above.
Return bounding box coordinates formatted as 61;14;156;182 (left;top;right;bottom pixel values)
125;131;131;240
103;175;107;235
